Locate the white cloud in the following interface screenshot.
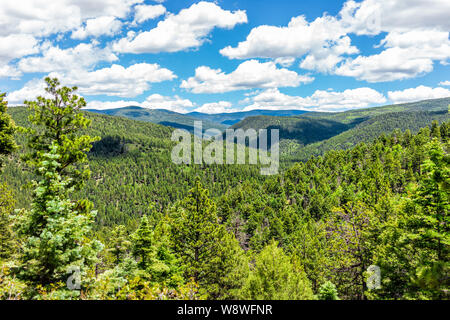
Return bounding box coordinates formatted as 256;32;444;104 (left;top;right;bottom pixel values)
71;16;123;39
18;42;118;73
141;94;194;113
243;87;386;112
9;63;177;101
220;14;357;73
86;100;141;110
439;81;450;86
0;0;142;37
113;1;247;53
0;65;22;79
274;57;295;67
193;101;239;114
50;63;176;97
0;34;39;64
341;0;450;35
220;0;450;82
335;30;450;82
181;60;313;94
6;79;49;105
133;4;166;24
388;85;450;104
300;36;358;73
87;94;194;113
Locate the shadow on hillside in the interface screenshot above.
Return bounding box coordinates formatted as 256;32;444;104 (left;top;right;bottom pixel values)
90;135;129;157
266;118;362;146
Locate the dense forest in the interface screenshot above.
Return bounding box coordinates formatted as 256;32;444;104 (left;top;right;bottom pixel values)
0;79;448;300
231;98;450;162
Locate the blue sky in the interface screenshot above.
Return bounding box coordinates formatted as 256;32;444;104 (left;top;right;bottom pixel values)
1;0;449;113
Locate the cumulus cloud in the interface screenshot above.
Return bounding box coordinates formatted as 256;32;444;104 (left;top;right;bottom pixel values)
6;79;49;105
221;0;450;82
181;60;313;94
388;85;450;104
8;63;176;102
243;87;387;112
0;0;142;37
274;57;296;67
0;65;22;79
193;101;239;114
87;94;194;113
49;63;176;97
0;34;39;64
439;81;450;86
113;1;247;53
142;94;194;113
335;30;450;82
340;0;450;35
71;16;123;39
18;42;118;73
133;4;166;24
86;100;141;110
220;15;357;73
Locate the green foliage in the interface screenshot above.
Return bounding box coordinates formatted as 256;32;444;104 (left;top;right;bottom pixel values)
318;281;339;300
0;184;15;261
14;144;103;297
169;179;249;299
1;80;449;301
23;77;99;191
12;79;103;298
132;215;155;270
239;241;314;300
0;92;16;168
108;225;131;265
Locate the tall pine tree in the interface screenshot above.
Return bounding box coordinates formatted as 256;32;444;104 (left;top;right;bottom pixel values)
14;78;102;298
170;179;249;299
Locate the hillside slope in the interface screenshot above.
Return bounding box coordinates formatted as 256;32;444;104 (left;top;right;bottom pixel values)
86;106;227;133
231;98;450;161
3;107;264;228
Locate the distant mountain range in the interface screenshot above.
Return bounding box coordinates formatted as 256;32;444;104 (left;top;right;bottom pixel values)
85;98;449;163
230;97;450;162
85;106;308;133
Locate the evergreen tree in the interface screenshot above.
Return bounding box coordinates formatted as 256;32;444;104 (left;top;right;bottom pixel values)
403;138;449;299
0;92;16;168
170;179;249;299
23;77;98;190
131;215;155;270
318;281;340;300
14;78;102;298
0;183;15;261
240;241;314;300
108;225;131;265
15;144;102;297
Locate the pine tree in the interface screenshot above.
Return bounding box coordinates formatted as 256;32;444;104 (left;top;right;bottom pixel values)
0;92;16;169
108;225;131;265
403;138;449;299
131;215;155;270
0;93;16;261
23;77;98;190
14;78;102;298
0;183;15;261
240;241;314;300
15;144;102;297
318;281;340;300
170;179;249;299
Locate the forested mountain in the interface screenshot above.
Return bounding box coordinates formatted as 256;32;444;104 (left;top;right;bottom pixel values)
3;107;265;228
187;109;308;126
85;106;227;134
86;106;308;132
1;84;448;301
231;98;450;162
